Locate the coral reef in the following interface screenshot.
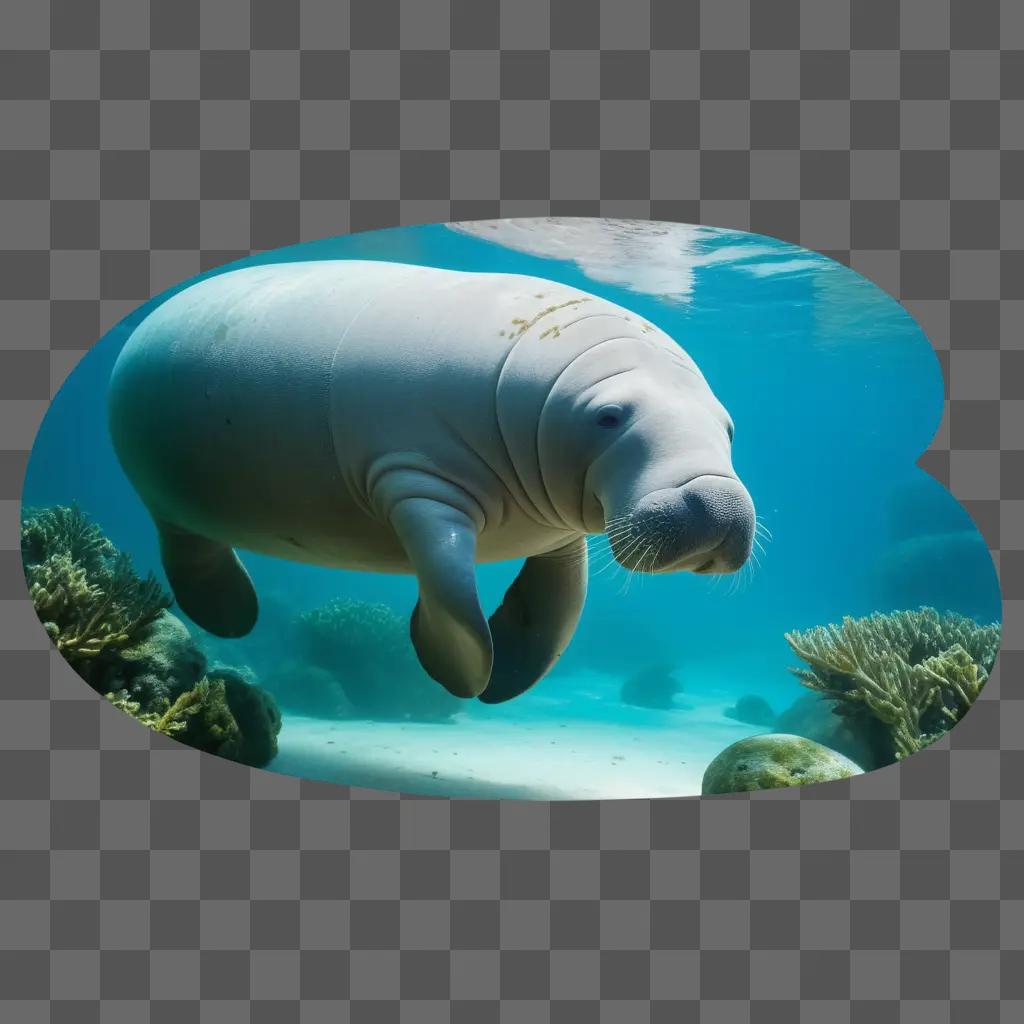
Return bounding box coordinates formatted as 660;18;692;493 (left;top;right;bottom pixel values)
702;734;862;794
295;598;462;722
24;505;280;768
90;609;207;708
106;670;281;769
105;678;236;751
21;502;116;570
619;662;683;710
785;607;1000;762
211;668;282;768
724;694;776;727
263;661;353;719
105;689;188;738
22;504;170;669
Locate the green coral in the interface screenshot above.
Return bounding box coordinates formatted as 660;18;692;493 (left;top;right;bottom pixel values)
22;504;171;670
104;681;226;744
25;505;282;769
106;671;281;769
785;607;1000;762
105;689;182;735
702;733;862;795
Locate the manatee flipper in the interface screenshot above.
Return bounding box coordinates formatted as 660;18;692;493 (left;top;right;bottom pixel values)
478;536;588;705
390;498;493;698
155;520;258;638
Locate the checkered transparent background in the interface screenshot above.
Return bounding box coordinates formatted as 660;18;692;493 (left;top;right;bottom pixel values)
1;1;1022;1020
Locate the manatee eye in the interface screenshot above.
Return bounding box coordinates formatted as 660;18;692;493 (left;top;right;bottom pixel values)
596;404;625;429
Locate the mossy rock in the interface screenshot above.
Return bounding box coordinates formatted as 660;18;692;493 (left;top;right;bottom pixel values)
702;733;863;795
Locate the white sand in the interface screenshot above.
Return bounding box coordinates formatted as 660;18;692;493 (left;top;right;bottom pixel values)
270;670;765;800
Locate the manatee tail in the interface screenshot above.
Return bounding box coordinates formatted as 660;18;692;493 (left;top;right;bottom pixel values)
156;520;258;638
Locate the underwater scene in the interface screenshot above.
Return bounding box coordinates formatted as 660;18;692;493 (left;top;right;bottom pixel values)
22;218;1002;799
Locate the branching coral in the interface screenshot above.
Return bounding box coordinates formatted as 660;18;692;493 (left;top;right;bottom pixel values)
785;608;1000;761
105;685;202;740
108;671;281;768
106;676;239;756
26;505;281;768
21;503;115;572
21;504;171;669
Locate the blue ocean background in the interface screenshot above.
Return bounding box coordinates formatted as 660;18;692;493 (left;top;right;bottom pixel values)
23;220;1003;797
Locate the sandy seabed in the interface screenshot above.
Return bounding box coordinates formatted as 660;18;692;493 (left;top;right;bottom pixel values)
269;670;764;800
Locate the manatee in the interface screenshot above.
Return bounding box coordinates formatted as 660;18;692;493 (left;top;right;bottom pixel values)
109;260;755;703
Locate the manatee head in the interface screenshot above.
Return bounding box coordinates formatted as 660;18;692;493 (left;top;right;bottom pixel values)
547;332;756;575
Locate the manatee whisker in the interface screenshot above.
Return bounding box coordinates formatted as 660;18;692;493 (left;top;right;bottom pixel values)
585;538;625;579
614;532;650;573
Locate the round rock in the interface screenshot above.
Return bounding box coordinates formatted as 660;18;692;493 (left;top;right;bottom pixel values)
702;733;863;795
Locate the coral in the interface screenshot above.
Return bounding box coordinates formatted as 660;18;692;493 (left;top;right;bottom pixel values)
702;734;862;795
785;607;1000;762
21;503;115;573
115;662;283;768
620;662;683;710
724;694;776;728
22;505;171;670
90;610;207;708
163;677;242;756
210;668;282;768
263;660;353;719
107;670;281;769
105;682;223;744
25;506;280;769
105;689;180;735
295;599;462;722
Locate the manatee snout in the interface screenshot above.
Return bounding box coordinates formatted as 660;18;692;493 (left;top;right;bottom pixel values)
612;475;755;574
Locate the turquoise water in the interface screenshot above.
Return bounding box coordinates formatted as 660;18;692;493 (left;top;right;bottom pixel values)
23;220;1002;797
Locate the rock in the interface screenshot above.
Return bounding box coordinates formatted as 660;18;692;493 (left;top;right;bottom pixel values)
724;694;776;727
620;662;682;710
701;733;863;795
774;692;884;771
